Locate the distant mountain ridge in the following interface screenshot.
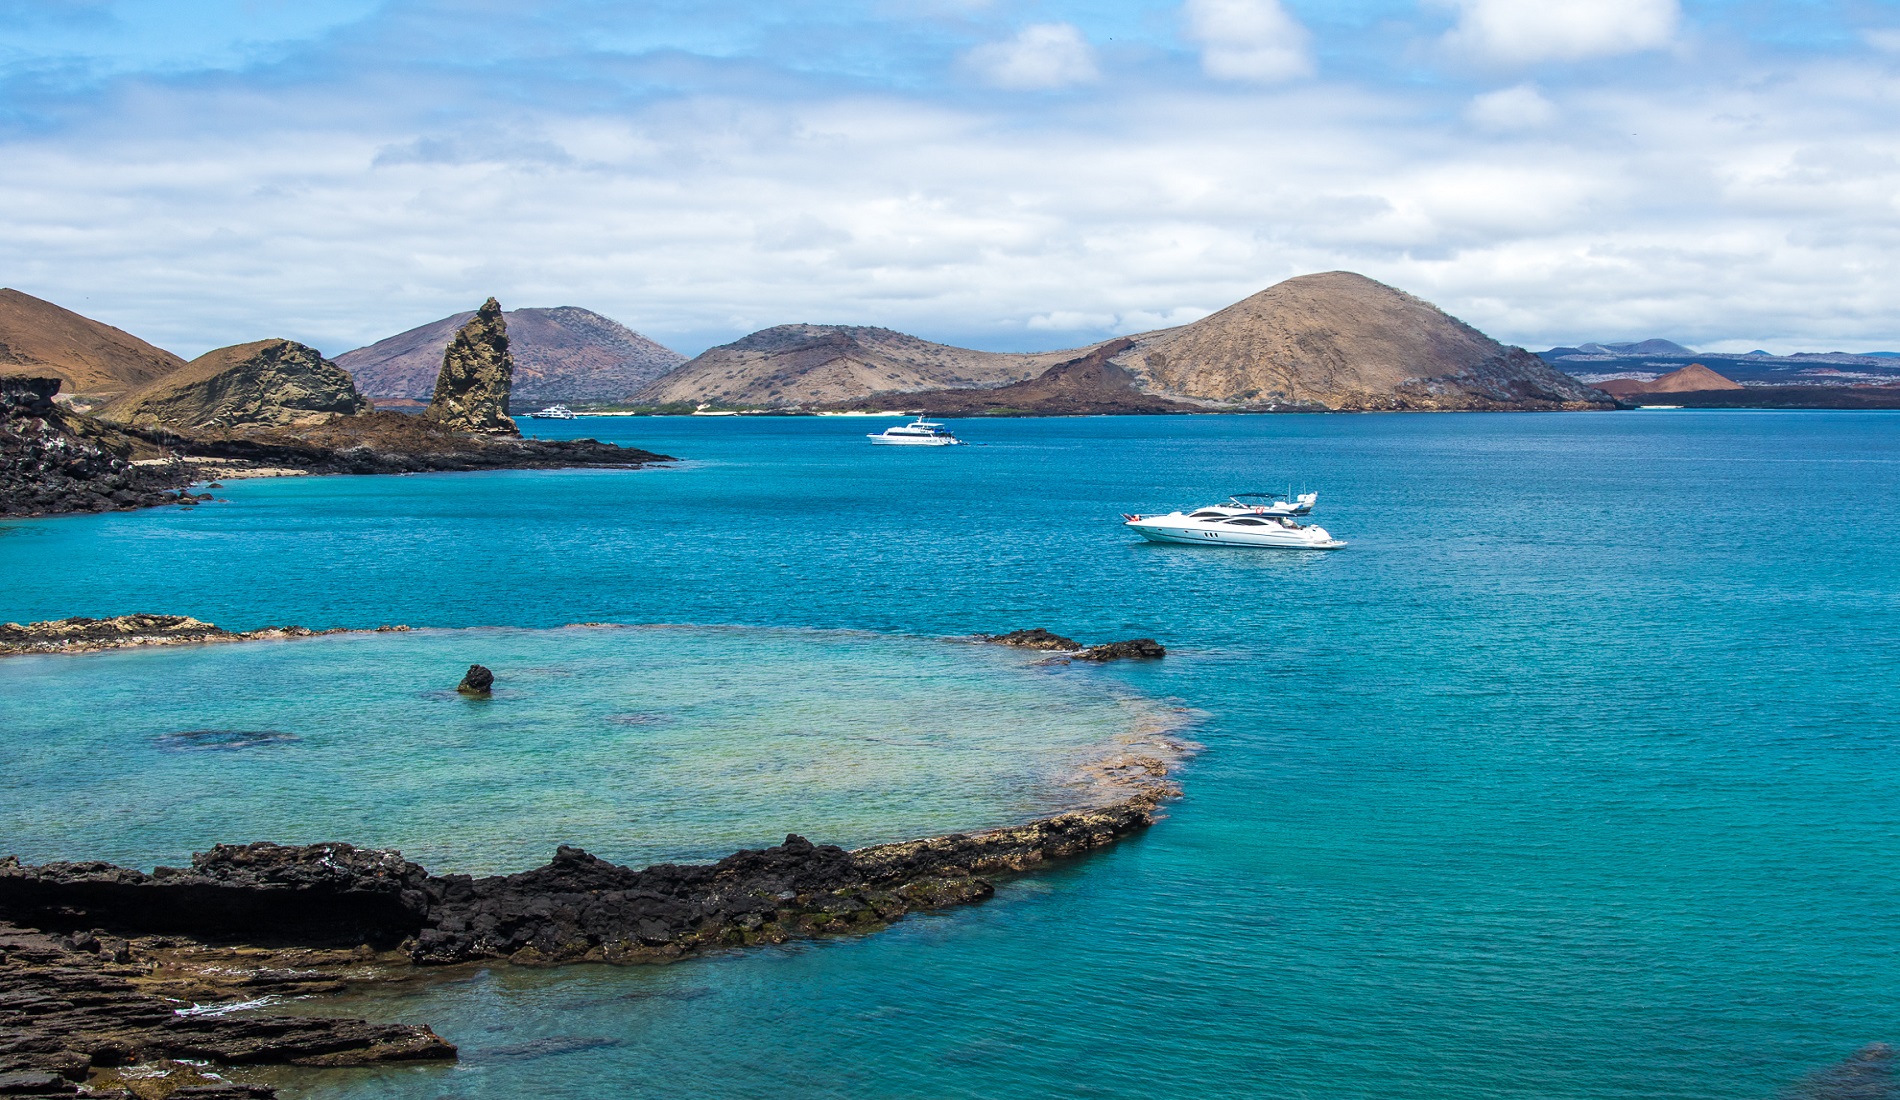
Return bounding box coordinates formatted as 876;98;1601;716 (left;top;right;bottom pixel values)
338;306;684;402
644;272;1610;412
635;324;1080;407
1542;340;1900;387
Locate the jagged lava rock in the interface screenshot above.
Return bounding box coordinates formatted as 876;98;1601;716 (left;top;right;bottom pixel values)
0;376;191;517
424;298;517;434
982;628;1083;651
1073;638;1166;661
456;664;494;695
99;340;368;433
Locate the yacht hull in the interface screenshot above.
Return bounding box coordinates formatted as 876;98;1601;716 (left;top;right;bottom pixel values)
1127;521;1344;550
868;436;962;446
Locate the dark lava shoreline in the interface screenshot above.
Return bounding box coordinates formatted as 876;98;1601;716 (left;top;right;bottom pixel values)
0;614;1188;1097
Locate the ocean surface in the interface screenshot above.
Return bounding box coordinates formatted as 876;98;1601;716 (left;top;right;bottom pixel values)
2;410;1897;1099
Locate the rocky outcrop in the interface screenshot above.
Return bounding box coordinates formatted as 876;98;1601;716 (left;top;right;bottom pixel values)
981;628;1083;652
1;792;1173;968
0;922;454;1098
0;289;187;401
126;412;672;477
425;299;517;434
0;615;413;657
337;306;685;402
977;629;1164;661
99;340;369;433
1074;638;1166;661
456;665;494;696
0;377;194;517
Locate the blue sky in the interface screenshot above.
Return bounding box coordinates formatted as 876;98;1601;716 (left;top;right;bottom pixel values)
2;0;1898;358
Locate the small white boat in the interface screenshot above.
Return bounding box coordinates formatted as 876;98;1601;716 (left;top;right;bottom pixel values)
1122;494;1344;549
867;416;964;446
529;404;577;420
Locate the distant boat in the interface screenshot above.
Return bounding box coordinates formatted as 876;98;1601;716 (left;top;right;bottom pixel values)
1121;493;1344;549
1635;404;1685;410
867;416;964;446
529;404;577;419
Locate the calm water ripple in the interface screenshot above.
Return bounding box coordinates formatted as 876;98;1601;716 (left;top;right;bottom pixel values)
2;410;1896;1099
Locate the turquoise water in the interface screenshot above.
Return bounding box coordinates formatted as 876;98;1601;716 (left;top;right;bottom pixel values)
2;411;1898;1098
0;626;1175;874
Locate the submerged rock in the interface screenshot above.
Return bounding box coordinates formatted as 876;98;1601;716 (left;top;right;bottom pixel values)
981;628;1082;651
1073;638;1167;662
456;664;494;696
424;298;518;435
1783;1043;1897;1100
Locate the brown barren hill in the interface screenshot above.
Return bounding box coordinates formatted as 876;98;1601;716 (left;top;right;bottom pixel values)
1114;272;1611;410
635;325;1086;408
1594;363;1744;398
337;306;685;402
841;339;1198;415
0;289;186;399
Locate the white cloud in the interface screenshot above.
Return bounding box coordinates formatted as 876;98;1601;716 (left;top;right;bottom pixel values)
1443;0;1679;64
1182;0;1314;83
963;23;1099;90
1465;84;1557;131
1866;29;1900;54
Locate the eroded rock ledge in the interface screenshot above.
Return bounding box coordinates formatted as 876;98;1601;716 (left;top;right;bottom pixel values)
0;615;410;657
0;790;1179;1094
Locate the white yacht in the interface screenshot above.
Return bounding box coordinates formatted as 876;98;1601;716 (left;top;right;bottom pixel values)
529;404;577;420
1122;493;1344;549
867;416;964;446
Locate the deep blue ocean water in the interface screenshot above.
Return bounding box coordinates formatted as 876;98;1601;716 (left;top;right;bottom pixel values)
2;411;1897;1099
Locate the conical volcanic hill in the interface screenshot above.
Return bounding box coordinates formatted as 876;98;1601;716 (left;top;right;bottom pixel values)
639;273;1609;412
0;289;186;399
1109;272;1608;410
338;306;684;403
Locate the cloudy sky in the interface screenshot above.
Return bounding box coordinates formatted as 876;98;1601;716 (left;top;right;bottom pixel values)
2;0;1897;359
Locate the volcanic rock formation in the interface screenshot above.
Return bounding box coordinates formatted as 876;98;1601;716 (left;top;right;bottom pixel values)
337;306;685;402
1110;272;1610;410
636;325;1075;408
0;289;186;400
1591;363;1744;398
425;299;518;434
99;340;369;433
0;377;192;517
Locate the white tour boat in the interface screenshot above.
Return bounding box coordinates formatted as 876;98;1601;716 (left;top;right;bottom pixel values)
1122;493;1344;549
867;416;964;446
529;404;577;420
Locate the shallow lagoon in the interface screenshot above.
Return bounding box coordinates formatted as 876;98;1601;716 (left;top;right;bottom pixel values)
3;411;1899;1099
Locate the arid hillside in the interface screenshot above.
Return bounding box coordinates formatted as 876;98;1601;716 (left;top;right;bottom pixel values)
635;325;1086;407
338;306;684;402
0;289;186;399
639;273;1610;411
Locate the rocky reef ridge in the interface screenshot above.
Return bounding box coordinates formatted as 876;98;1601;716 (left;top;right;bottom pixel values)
0;615;414;657
980;627;1167;662
425;298;517;434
